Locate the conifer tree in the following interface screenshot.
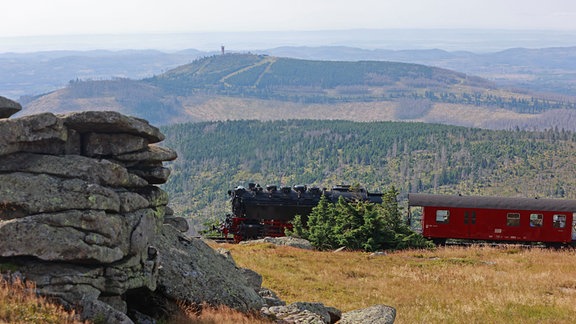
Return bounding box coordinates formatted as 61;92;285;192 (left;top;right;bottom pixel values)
288;186;433;251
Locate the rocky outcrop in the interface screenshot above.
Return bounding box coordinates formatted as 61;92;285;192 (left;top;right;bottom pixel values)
0;110;267;323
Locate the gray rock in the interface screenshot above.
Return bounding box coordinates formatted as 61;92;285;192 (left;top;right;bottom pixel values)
128;166;171;184
239;267;263;290
117;191;151;213
215;247;236;266
0;153;146;188
0;173;121;216
99;295;128;314
154;224;264;312
0;96;22;118
115;145;178;163
339;304;396;324
79;298;134;324
64;128;82;155
163;215;189;233
12;247;158;296
0;113;67;156
133;186;169;207
257;287;285;307
124;208;161;258
262;302;341;324
61;111;165;143
82;132;149;157
0;210;127;263
241;236;314;250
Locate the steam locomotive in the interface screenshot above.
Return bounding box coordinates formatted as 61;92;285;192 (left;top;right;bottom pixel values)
221;183;383;242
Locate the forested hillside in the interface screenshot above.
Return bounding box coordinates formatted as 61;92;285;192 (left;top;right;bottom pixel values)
160;120;576;232
22;53;576;130
149;54;574;113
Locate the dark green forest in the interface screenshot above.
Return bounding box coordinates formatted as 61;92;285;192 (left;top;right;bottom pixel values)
160;119;576;233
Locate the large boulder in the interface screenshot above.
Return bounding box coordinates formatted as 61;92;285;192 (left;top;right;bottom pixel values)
61;111;165;143
82;132;149;157
262;302;342;324
0;152;147;188
0;172;121;216
153;224;265;312
115;145;178;163
339;304;397;324
0;210;127;263
0;113;67;156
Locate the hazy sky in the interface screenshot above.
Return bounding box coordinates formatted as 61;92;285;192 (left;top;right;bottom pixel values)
2;0;575;37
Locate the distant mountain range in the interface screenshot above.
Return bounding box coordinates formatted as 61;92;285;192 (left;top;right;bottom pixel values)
19;52;576;130
263;46;576;96
4;45;576;100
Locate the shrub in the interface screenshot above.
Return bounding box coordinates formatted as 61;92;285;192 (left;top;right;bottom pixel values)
289;187;433;251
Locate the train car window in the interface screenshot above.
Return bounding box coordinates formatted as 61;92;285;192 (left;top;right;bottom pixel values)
553;214;566;228
436;210;449;224
529;214;543;227
506;213;520;227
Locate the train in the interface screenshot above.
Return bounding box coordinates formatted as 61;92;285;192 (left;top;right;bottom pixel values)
408;193;576;247
218;182;576;246
221;183;383;242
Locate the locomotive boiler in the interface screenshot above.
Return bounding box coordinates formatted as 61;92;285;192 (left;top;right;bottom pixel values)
222;183;383;242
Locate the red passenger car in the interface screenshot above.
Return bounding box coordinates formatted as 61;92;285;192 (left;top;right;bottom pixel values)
408;194;576;246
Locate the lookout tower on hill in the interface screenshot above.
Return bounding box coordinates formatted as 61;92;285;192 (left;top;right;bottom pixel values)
221;45;225;55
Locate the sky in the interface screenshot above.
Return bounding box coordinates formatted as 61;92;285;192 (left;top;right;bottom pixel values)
2;0;575;37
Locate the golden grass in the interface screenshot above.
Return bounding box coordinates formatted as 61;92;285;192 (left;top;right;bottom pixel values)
169;302;272;324
216;243;576;324
0;277;271;324
0;278;83;324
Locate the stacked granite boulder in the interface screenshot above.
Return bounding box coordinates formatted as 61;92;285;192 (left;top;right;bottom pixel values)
0;98;261;323
0;102;176;320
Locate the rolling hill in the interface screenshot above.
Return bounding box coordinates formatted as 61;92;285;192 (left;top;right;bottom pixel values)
263;46;576;96
21;53;576;129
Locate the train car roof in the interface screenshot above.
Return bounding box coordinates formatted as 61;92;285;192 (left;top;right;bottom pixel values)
408;193;576;212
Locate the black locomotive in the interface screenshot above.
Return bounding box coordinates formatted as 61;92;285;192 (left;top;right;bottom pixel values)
221;183;383;242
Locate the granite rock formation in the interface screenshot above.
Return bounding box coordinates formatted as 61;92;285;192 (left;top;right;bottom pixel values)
0;110;265;323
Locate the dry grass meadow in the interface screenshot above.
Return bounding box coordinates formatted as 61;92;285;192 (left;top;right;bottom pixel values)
3;244;575;323
217;243;576;324
0;278;83;324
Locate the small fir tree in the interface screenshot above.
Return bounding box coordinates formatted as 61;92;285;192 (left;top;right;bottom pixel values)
288;186;433;251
